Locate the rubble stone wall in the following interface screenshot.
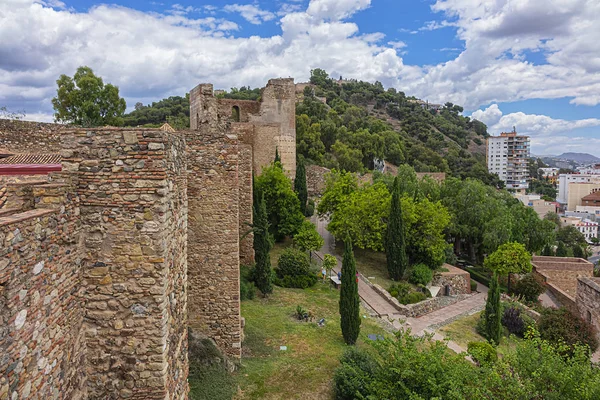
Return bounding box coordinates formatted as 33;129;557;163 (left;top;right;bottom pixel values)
60;128;188;399
531;256;593;297
577;277;600;337
0;180;86;400
0;120;65;153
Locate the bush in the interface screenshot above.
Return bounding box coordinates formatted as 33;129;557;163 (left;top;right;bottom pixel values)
278;274;318;289
467;341;497;365
538;308;598;352
388;282;411;299
305;198;315;217
513;273;545;303
275;248;318;288
409;264;433;286
470;280;478;292
502;306;525;336
240;280;256;300
401;291;427;304
334;348;377;400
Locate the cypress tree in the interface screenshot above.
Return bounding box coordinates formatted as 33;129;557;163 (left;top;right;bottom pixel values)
294;158;308;216
274;147;281;164
253;188;273;296
385;177;409;281
484;273;502;345
542;244;554;256
340;239;361;345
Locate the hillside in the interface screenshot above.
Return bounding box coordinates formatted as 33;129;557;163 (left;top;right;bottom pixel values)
556;152;600;163
122;69;499;186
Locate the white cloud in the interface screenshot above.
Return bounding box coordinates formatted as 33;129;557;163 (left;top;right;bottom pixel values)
223;4;276;25
470;104;600;154
306;0;371;20
388;40;406;50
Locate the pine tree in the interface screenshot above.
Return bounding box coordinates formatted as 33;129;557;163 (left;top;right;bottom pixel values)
274;147;281;164
340;239;361;345
253;187;273;296
484;273;502;345
294;158;308;216
385;177;409;281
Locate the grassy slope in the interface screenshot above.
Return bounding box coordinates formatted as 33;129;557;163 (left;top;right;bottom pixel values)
236;244;389;400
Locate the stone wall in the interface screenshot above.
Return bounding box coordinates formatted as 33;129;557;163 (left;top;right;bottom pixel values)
61;128;188;399
0;180;86;400
431;265;471;296
577;277;600;336
531;256;594;297
306;164;330;197
0;119;66;153
185;120;242;359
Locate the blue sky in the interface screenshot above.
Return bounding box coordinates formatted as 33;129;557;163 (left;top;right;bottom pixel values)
1;0;599;156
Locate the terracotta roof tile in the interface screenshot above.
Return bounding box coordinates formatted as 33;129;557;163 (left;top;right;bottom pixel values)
0;154;61;165
582;191;600;201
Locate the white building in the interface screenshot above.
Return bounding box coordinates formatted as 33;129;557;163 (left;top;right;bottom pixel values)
540;167;559;178
560;216;599;243
557;174;600;206
487;130;530;191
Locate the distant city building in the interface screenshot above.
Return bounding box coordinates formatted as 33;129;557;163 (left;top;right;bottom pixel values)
556;174;600;206
487;129;530;192
582;190;600;207
407;98;443;112
560;216;599;243
540;167;559;183
577;164;600;175
514;193;557;218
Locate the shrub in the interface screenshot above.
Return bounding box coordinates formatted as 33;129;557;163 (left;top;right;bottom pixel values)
513;273;545;303
334;348;377;400
305;198;315;217
470;280;478;292
275;248;318;289
388;282;411;300
502;306;525;336
409;264;433;286
538;308;598;352
401;291;427;304
467;341;497;365
240;280;256;300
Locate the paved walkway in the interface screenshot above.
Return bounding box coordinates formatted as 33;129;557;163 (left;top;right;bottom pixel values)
314;216;488;352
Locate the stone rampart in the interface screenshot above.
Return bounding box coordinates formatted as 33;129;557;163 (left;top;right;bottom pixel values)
0;119;66;153
531;256;593;297
306;164;330;197
577;277;600;337
0;179;86;400
431;265;471;295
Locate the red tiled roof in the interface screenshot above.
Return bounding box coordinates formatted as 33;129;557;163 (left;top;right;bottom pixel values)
582;191;600;201
0;153;61;164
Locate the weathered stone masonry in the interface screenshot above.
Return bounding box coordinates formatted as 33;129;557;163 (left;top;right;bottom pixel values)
0;76;296;399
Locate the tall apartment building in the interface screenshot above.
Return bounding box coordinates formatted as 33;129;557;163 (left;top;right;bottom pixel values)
487;129;530;191
556;174;600;207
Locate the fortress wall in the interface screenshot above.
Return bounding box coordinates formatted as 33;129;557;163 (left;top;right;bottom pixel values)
0;180;86;400
60;128;188;399
184;121;242;358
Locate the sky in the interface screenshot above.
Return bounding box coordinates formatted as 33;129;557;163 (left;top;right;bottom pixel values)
1;0;599;156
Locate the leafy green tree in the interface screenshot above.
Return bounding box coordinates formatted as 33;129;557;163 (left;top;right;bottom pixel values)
253;189;273;296
340;239;360;345
317;170;359;216
484;273;502;345
123;95;190;129
294;220;324;254
573;244;585;258
385;177;409;280
294;158;308;215
296;114;325;162
328;182;390;251
331;140;364;173
52;66;126;126
484;242;532;293
323;254;337;281
556;241;569;257
255;164;304;240
542;244;555;256
557;225;587;248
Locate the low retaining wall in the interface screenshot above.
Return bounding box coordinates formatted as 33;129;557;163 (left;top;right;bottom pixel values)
370;282;472;318
533;270;578;314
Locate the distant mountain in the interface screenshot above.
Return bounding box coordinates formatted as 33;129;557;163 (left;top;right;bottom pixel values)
555;152;600;163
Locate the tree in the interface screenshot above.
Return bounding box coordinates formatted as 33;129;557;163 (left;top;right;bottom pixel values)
323;254;337;282
573;244;585;258
386;177;408;281
340;239;360;345
556;241;569;257
484;273;502;345
255;164;305;241
317;170;359;217
253;189;273;296
294;158;308;215
294;220;324;255
542;244;554;256
484;242;532;293
274;147;281;164
52;66;126;126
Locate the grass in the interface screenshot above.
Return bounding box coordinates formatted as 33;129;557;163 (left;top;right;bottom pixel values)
236;279;389;399
438;311;520;356
333;244;396;289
